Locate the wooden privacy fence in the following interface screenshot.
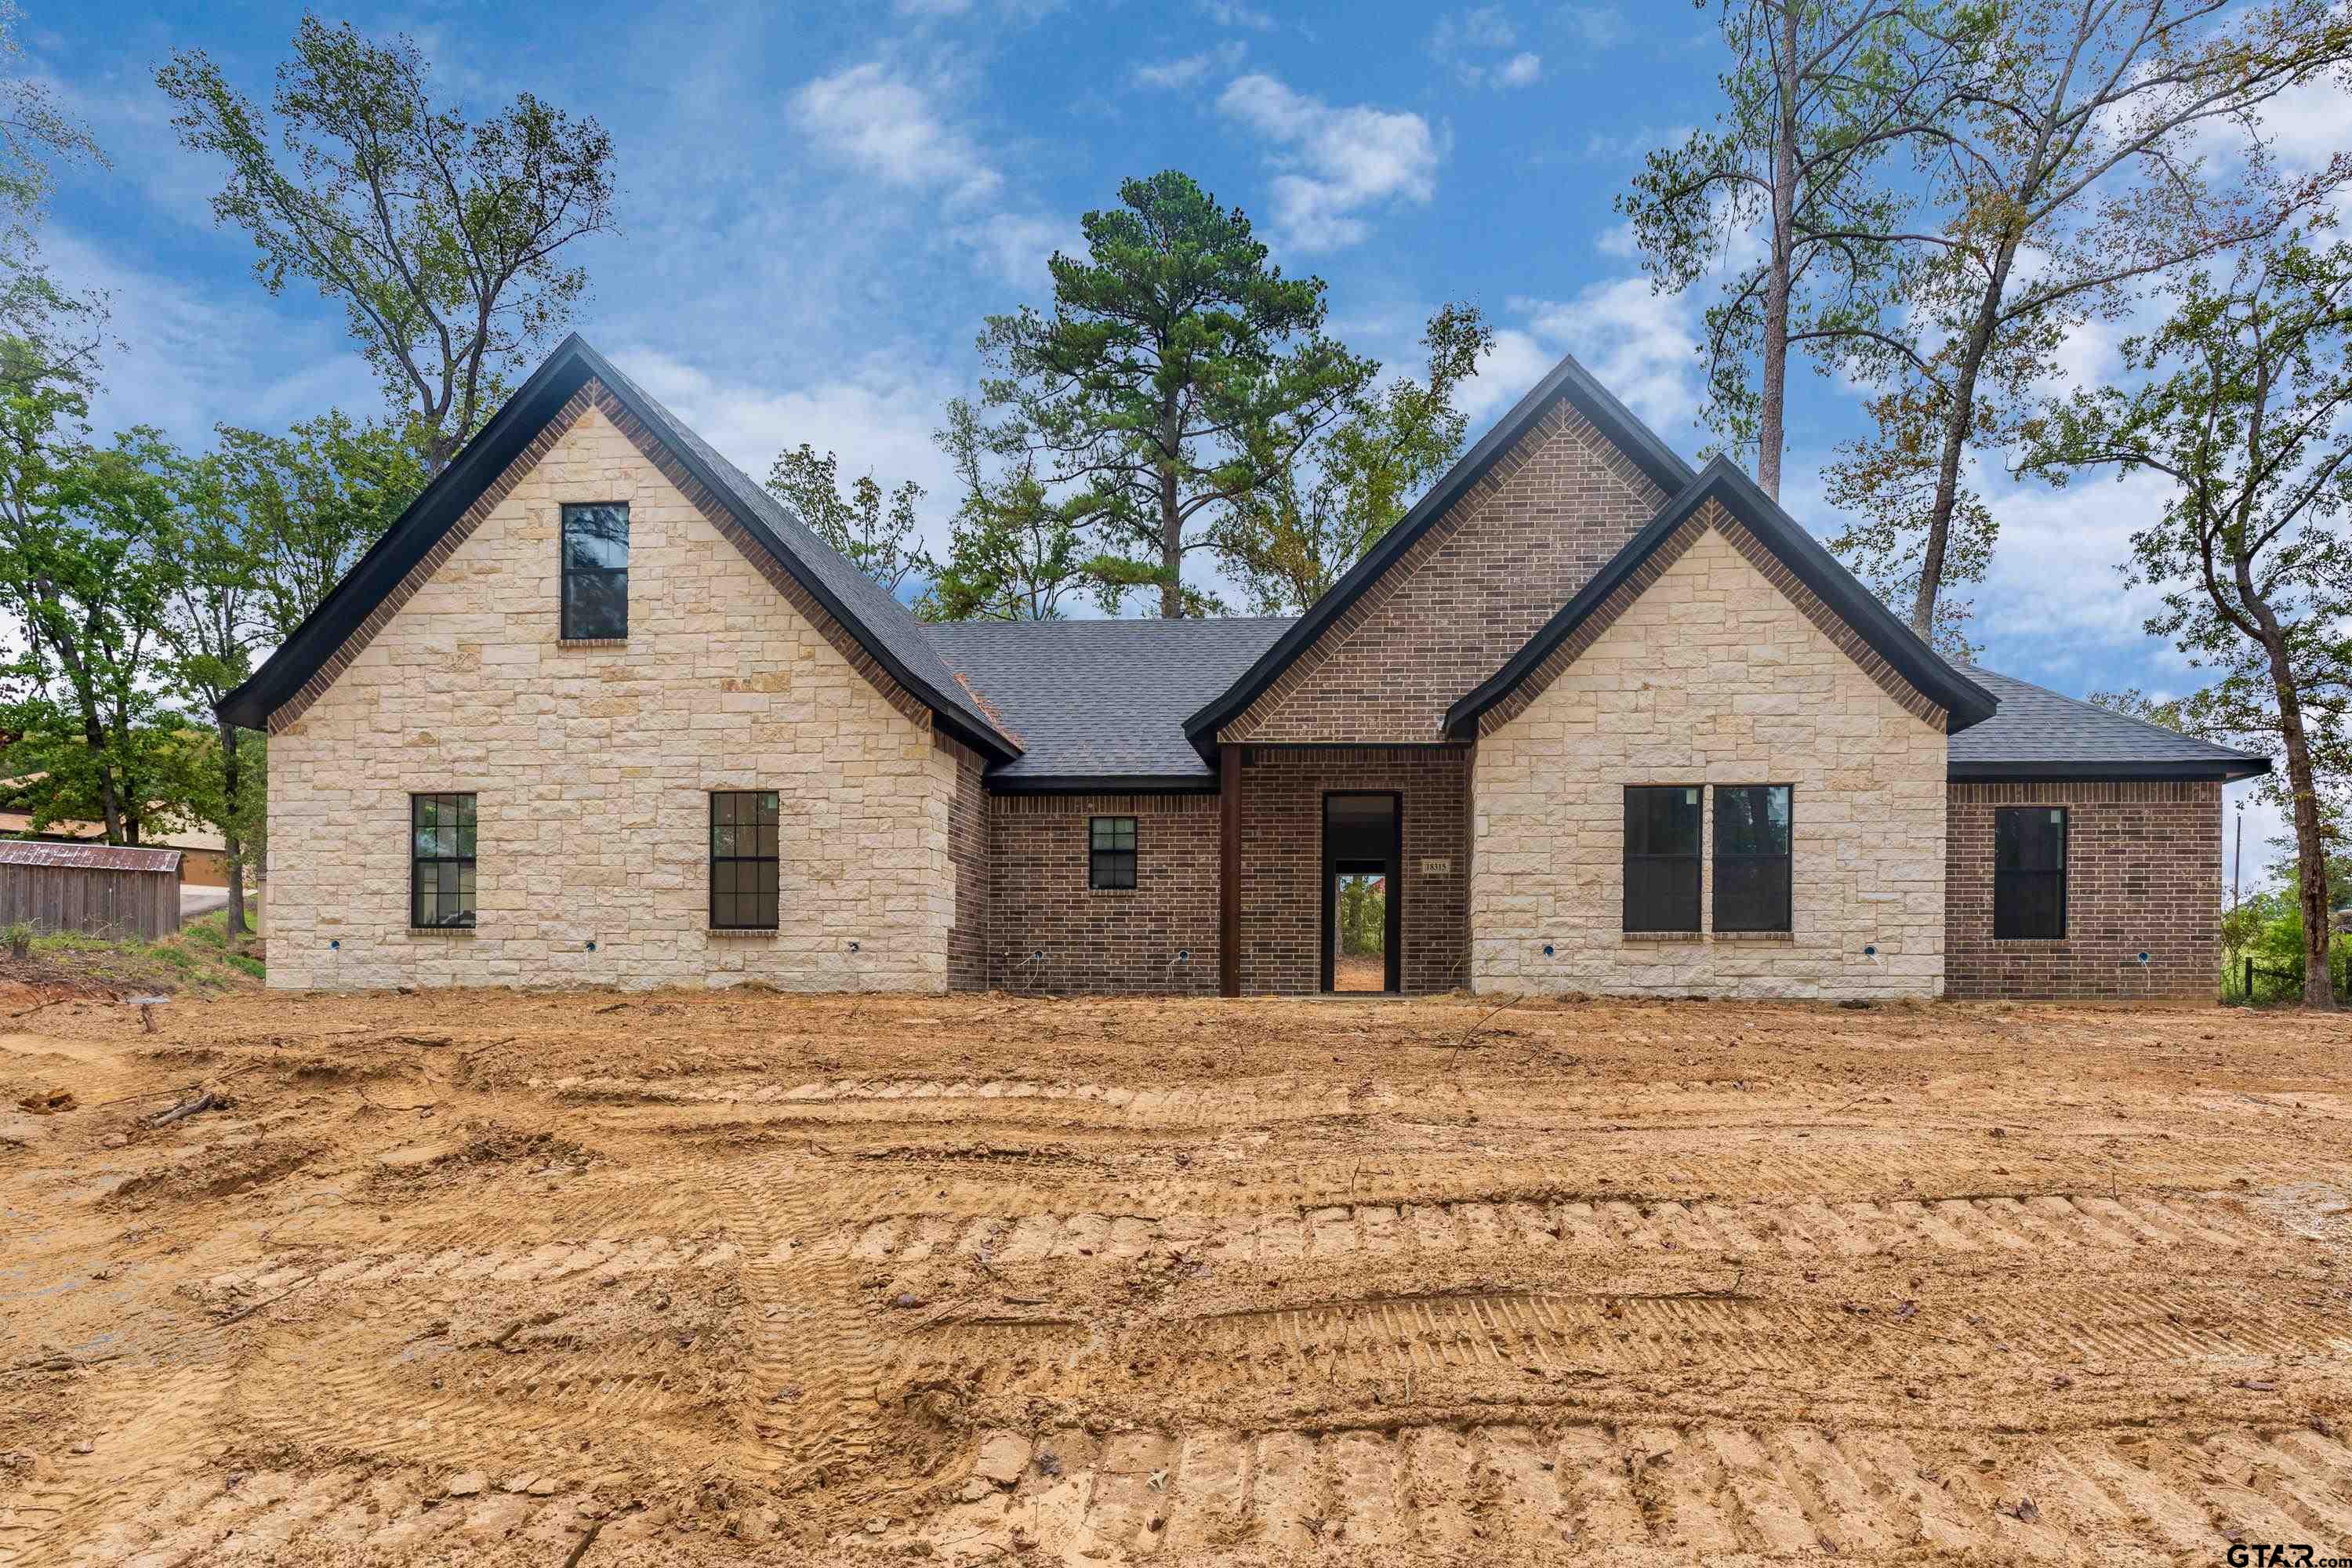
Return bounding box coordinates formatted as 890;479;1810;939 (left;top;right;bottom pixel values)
0;840;182;939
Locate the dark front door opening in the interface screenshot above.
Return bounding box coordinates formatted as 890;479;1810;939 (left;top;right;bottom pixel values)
1323;793;1401;993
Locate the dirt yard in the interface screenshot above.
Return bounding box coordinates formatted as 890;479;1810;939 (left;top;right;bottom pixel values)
3;986;2350;1566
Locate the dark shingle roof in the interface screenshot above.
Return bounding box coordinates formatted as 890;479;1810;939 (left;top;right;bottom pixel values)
927;617;1296;784
1948;664;2269;779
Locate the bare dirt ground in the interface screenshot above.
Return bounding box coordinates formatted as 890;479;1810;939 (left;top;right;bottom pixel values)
3;985;2350;1566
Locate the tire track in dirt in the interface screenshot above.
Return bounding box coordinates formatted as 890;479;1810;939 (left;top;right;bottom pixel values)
901;1419;2352;1563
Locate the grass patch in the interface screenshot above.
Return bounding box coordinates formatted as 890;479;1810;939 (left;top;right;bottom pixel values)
13;906;266;995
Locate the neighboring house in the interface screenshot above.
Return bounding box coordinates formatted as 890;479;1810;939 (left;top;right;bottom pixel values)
217;336;2267;1000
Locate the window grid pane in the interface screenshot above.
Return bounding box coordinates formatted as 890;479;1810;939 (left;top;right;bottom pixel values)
1994;808;2067;939
1713;785;1793;932
710;792;781;929
561;503;630;639
1624;787;1701;931
410;793;477;928
1089;817;1138;890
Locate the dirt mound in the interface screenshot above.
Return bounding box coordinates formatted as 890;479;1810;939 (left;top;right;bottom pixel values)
102;1138;322;1207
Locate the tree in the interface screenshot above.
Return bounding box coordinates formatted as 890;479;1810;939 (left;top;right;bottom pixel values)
916;399;1091;622
978;170;1376;617
214;411;425;637
158;18;618;474
1617;0;1980;498
1831;0;2352;638
764;444;935;595
0;0;109;393
2020;234;2352;1009
1214;303;1492;613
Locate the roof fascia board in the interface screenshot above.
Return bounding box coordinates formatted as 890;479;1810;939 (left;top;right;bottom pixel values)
1179;352;1697;758
985;775;1221;796
1949;759;2270;782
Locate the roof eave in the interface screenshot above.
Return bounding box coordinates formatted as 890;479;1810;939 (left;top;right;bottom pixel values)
983;772;1220;796
1949;758;2270;783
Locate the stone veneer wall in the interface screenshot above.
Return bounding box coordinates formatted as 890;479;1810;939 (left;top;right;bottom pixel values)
1225;404;1669;745
1944;780;2222;1000
1471;524;1948;998
987;793;1221;994
265;399;964;991
1237;747;1472;995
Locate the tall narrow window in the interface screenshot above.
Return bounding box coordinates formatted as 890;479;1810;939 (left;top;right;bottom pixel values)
561;503;630;639
410;793;477;928
1714;785;1793;932
1624;786;1700;931
710;791;780;930
1089;815;1137;890
1994;807;2067;939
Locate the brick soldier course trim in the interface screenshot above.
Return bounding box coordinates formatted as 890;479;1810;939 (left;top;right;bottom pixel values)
1944;780;2223;1000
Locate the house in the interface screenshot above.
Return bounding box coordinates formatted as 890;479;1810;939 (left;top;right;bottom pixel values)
216;336;2267;1000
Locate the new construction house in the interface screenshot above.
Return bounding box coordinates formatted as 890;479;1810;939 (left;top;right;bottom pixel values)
218;336;2266;1000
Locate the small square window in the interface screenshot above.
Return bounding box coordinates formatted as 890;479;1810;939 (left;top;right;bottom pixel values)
561;503;629;639
1089;815;1136;891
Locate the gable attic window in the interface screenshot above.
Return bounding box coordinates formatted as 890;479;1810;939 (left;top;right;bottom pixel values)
1089;816;1137;891
1623;786;1700;932
1994;806;2067;939
561;503;630;640
1714;785;1793;932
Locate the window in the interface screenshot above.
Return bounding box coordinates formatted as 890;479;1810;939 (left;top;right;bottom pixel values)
561;503;630;639
1714;785;1793;932
1994;806;2067;939
410;793;477;928
1624;786;1700;931
1089;815;1137;890
710;791;780;930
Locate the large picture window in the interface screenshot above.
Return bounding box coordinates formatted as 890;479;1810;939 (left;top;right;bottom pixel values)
561;503;630;640
710;791;780;930
1624;786;1700;931
1994;806;2067;939
1089;815;1137;890
410;793;477;928
1714;784;1793;932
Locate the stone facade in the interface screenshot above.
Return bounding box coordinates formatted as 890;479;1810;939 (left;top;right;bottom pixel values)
1470;522;1949;998
988;793;1221;994
1225;404;1670;744
265;399;965;992
1237;746;1472;994
1944;780;2223;1000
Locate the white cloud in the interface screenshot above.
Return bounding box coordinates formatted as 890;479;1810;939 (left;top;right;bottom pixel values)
1513;276;1706;434
1132;41;1247;90
1216;74;1441;251
1582;125;1690;163
1559;4;1629;50
789;62;1001;204
1428;9;1542;89
1199;0;1277;28
1497;52;1544;88
953;211;1071;289
1457;327;1559;422
609;347;969;557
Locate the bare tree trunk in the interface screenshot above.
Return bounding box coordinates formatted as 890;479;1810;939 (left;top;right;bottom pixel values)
216;714;248;939
1756;3;1803;501
2256;631;2339;1009
1910;237;2018;637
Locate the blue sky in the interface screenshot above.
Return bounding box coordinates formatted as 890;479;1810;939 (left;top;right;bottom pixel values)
38;0;2332;877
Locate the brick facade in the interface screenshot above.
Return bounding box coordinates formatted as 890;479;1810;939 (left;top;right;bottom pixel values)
1944;780;2223;1000
1472;526;1949;1000
988;793;1221;994
1225;404;1669;744
1238;747;1473;994
266;401;964;992
942;734;990;992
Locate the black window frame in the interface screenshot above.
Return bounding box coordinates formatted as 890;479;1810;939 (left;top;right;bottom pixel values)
1712;783;1794;933
1089;815;1137;891
560;501;630;641
1994;805;2068;940
409;792;477;929
1623;785;1702;932
710;790;781;931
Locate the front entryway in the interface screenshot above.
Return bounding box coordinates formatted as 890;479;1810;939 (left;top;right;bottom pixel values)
1322;792;1400;993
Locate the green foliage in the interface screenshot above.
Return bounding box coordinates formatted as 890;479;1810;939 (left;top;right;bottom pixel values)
213;412;423;639
764;444;935;595
1337;873;1386;959
978;170;1376;617
158;17;618;472
916;400;1093;622
2023;234;2352;1007
1213;303;1492;614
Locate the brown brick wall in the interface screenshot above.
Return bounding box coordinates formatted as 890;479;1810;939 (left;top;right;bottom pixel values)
1225;405;1668;745
1945;781;2223;1000
942;734;990;992
1239;747;1472;994
989;793;1221;994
